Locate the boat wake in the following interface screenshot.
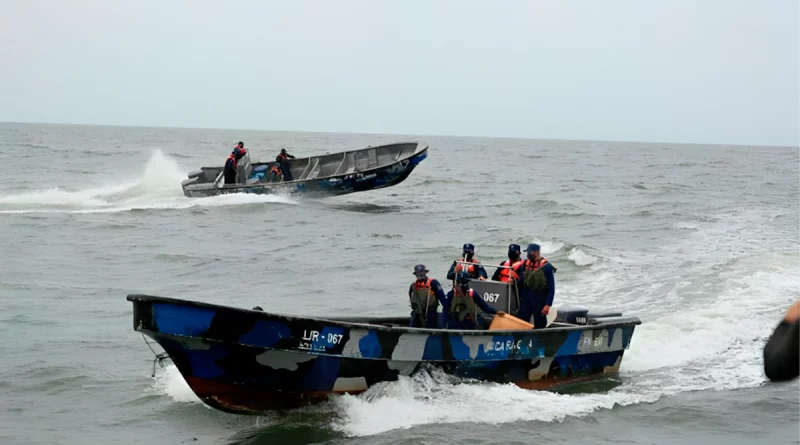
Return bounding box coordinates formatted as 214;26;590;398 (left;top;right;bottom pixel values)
148;210;799;438
0;149;297;214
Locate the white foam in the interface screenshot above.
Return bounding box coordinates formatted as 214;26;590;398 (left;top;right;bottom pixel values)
152;365;203;405
331;369;658;437
568;248;598;266
0;149;297;214
531;238;565;254
331;218;799;437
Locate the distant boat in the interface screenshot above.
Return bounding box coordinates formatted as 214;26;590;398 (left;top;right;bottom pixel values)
127;290;640;414
181;141;428;198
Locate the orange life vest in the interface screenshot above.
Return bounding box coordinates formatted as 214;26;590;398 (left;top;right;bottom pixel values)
524;258;548;271
455;257;480;275
226;153;237;169
413;278;433;291
498;259;522;282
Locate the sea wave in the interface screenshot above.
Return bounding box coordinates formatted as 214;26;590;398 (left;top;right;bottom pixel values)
0;149;297;214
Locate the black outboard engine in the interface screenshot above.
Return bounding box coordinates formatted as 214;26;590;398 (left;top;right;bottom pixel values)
554;304;589;325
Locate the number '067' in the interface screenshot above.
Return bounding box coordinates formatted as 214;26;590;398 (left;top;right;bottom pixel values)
483;293;500;303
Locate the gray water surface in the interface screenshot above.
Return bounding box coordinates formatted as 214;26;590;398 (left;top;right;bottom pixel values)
1;123;798;444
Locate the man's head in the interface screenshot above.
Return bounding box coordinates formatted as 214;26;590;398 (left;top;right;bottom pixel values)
462;243;475;261
413;264;429;281
237;141;244;148
525;243;541;261
281;148;287;154
508;244;521;261
456;271;471;290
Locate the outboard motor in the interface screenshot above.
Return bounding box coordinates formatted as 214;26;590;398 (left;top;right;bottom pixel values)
554;304;589;325
236;152;253;184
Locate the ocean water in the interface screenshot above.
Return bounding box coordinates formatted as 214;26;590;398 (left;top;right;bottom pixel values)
0;123;798;445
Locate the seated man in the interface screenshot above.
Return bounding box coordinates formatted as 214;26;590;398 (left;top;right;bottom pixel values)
446;243;487;281
276;148;296;181
224;142;247;185
408;264;447;328
445;271;503;330
267;163;283;182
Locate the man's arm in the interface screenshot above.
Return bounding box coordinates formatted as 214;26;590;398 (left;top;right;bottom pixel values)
472;292;497;315
446;262;456;280
431;280;447;306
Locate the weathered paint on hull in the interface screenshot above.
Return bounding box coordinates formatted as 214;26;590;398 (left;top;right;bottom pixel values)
129;295;639;414
155;333;629;413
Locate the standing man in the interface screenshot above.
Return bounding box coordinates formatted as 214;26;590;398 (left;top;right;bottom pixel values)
514;243;557;329
445;271;503;330
492;244;523;282
446;243;487;281
408;264;447;329
276;148;296;181
224;142;247;185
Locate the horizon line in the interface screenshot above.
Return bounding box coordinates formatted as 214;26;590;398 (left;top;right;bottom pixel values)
1;120;797;149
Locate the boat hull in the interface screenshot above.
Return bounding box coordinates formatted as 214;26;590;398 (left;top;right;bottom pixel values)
129;295;639;414
182;143;428;198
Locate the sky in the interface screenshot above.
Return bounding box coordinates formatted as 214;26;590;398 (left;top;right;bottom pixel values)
0;0;798;146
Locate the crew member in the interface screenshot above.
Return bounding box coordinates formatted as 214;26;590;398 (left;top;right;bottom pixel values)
276;148;296;181
514;243;556;329
492;244;522;282
446;243;487;281
445;271;503;330
763;300;800;381
408;264;447;328
223;142;247;185
267;163;283;182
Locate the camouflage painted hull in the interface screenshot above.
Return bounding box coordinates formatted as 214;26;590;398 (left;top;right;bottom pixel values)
128;294;641;414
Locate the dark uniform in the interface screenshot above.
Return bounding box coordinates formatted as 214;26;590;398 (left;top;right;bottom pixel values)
445;271;499;330
408;264;447;328
763;302;800;381
276;149;296;181
224;142;247;185
514;243;556;329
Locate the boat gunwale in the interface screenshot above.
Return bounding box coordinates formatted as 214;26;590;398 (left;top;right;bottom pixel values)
185;141;429;191
126;293;643;338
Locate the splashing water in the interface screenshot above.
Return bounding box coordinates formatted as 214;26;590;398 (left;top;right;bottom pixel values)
0;149;297;214
568;247;598;266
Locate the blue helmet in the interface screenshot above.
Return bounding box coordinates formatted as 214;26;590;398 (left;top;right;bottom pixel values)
413;264;429;275
462;243;475;255
509;244;521;254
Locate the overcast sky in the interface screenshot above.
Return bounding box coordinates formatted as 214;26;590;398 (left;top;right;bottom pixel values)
1;0;797;146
